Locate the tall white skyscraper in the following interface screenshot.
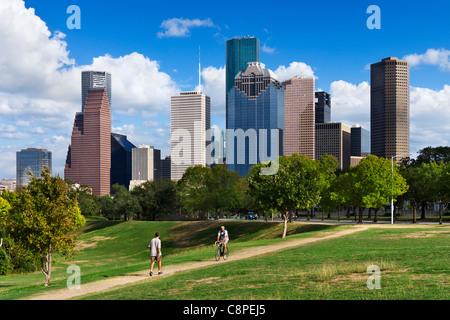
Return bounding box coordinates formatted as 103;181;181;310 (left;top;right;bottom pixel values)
81;71;112;112
171;91;211;180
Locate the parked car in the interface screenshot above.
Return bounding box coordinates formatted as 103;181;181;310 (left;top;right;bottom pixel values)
245;212;257;220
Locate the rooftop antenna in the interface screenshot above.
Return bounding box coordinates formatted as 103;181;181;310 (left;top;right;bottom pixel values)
198;45;201;93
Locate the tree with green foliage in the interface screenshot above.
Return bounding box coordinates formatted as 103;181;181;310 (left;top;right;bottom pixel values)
400;165;430;223
0;168;85;286
111;184;141;221
178;166;213;217
422;161;450;225
248;154;337;238
96;194;115;219
412;146;450;166
207;165;242;215
133;178;178;220
345;155;408;224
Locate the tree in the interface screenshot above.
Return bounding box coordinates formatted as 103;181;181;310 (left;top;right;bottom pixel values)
248;154;336;238
412;146;450;166
207;165;241;215
0;197;10;248
422;161;450;225
346;155;408;224
400;165;429;223
0;168;85;286
111;184;141;221
178;166;212;217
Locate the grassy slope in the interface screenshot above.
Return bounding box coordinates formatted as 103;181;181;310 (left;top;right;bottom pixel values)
0;220;341;300
81;225;450;300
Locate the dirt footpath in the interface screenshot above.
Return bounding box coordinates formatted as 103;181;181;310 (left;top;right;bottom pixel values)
28;225;368;300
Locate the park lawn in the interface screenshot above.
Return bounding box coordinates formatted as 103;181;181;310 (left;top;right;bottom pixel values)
0;219;343;300
80;225;450;300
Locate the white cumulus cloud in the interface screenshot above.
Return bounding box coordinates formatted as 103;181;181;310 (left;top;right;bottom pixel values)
273;62;316;82
157;18;216;38
403;48;450;72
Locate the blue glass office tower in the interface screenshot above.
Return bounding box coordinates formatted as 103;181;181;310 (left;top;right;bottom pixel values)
351;126;371;156
226;37;260;128
227;62;284;177
111;133;136;190
16;148;52;187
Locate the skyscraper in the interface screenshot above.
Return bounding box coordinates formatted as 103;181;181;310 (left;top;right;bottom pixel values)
161;156;171;180
315;122;351;170
111;133;136;190
16;148;52;187
81;71;111;112
315;91;331;124
227;62;284;177
226;37;260;128
65;88;111;195
283;77;315;159
129;145;161;190
171;91;211;180
370;57;410;159
351;126;370;156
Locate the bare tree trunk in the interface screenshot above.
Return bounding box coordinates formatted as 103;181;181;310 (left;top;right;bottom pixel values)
412;205;417;223
282;212;289;239
42;244;52;287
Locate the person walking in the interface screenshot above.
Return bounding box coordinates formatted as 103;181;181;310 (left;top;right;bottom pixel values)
149;232;162;276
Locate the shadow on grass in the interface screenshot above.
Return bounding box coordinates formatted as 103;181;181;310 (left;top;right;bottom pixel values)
163;221;341;250
75;220;124;235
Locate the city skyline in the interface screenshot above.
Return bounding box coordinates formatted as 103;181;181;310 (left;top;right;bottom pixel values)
0;0;449;180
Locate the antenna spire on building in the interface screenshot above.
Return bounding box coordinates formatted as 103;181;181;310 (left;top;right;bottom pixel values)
198;45;201;93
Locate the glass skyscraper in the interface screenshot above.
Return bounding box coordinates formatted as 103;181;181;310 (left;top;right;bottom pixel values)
351;126;371;156
16;148;52;187
315;91;331;124
227;62;284;177
226;37;260;128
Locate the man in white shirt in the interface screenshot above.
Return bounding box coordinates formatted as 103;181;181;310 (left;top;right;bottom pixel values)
216;226;229;255
149;232;162;276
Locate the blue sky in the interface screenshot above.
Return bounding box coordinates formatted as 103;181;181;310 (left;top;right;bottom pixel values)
0;0;449;180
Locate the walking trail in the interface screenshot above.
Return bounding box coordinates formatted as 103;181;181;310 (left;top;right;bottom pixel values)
27;225;368;300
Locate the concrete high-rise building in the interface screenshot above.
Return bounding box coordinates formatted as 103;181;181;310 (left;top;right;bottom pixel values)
283;77;315;159
111;133;136;190
82;71;111;112
351;126;370;156
129;145;161;190
315;91;331;124
315;122;351;170
1;178;16;192
65;88;111;195
16;148;52;187
226;37;260;129
171;91;210;180
370;57;410;159
227;62;284;177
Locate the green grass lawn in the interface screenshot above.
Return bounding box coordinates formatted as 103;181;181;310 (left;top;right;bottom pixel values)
0;219;341;300
79;225;450;300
